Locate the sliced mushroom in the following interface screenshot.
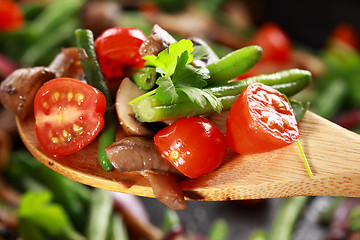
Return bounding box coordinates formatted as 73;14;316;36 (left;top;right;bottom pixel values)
139;24;177;56
116;77;153;136
105;136;179;174
48;47;83;79
188;37;219;67
0;67;55;119
140;170;187;210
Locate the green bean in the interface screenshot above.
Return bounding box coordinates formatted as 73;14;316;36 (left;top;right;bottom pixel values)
268;197;309;240
21;18;78;66
249;229;268;240
312;78;347;119
108;214;129;240
86;189;113;240
161;209;181;234
75;29;112;104
5;150;90;231
97;108;117;171
206;45;263;85
131;67;157;90
75;29;115;171
208;219;229;240
132;69;312;122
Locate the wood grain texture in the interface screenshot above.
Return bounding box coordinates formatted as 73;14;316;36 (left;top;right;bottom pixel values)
17;111;360;201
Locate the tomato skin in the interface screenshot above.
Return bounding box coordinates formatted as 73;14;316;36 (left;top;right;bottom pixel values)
94;27;147;80
330;23;359;50
252;22;292;63
237;23;292;80
226;83;299;155
0;0;24;32
154;116;227;179
34;78;107;157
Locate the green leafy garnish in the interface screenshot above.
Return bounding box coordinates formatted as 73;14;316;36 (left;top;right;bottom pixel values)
130;39;223;112
143;39;195;76
18;191;84;239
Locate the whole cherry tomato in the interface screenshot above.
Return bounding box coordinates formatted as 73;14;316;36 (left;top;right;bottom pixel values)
94;27;147;80
154;116;227;179
0;0;24;32
34;78;106;157
252;22;292;63
226;82;299;155
330;23;359;50
237;23;292;80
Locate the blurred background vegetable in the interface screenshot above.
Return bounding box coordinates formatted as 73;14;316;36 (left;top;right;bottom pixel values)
1;0;360;239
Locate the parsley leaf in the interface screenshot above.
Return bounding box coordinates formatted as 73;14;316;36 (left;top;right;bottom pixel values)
135;39;223;112
143;39;194;76
18;191;70;236
155;76;177;103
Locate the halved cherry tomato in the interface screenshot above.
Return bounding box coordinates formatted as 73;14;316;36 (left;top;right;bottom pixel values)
0;0;24;32
226;82;299;155
94;27;147;80
154;116;227;179
251;22;292;63
34;78;107;157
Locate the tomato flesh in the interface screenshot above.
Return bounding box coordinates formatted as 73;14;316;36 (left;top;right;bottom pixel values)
95;27;147;80
34;78;106;157
226;82;299;155
154;116;227;179
0;0;24;32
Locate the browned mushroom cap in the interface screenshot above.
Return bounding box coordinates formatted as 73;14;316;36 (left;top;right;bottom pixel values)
115;78;153;136
48;47;83;79
0;67;55;119
105;136;179;174
139;24;177;56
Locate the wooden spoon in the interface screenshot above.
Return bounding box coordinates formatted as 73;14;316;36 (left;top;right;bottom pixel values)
16;111;360;201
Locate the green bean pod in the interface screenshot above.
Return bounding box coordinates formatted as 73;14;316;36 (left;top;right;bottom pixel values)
268;197;309;240
86;189;113;240
75;29;115;171
206;45;263;85
97;107;117;171
132;67;157;90
208;219;229;240
132;69;312;122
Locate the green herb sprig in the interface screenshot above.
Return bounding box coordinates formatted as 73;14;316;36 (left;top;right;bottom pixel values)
130;39;223;112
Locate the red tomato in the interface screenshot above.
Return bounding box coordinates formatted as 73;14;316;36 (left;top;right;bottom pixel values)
226;82;299;155
251;22;292;63
0;0;24;32
34;78;107;157
330;23;359;50
154;116;227;179
94;27;147;80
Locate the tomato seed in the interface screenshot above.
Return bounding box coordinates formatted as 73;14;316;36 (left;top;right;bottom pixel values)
76;93;85;105
67;91;73;102
52;91;60;101
73;124;83;135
